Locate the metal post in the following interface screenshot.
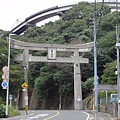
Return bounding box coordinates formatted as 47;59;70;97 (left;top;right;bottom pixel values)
106;91;108;105
10;99;12;107
116;0;120;118
59;93;62;110
6;34;15;117
5;34;11;117
94;0;98;114
117;42;120;118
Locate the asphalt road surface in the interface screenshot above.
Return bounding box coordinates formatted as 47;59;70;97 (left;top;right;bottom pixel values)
0;110;89;120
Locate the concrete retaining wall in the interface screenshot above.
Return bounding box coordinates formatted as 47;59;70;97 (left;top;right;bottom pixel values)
100;104;118;117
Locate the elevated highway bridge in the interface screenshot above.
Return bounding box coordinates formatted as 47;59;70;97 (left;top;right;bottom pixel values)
11;1;120;35
11;3;77;35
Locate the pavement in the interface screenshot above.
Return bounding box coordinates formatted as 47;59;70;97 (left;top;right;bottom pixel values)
19;110;117;120
16;110;118;120
96;112;116;120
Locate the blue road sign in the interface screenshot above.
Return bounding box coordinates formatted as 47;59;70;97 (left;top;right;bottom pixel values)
1;81;8;88
9;94;13;99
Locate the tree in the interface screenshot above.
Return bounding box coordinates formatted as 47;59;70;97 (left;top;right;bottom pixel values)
101;61;117;84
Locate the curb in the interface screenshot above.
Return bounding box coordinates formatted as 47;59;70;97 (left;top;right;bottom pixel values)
85;110;117;120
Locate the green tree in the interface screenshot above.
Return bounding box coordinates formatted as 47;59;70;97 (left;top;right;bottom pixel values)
101;61;117;84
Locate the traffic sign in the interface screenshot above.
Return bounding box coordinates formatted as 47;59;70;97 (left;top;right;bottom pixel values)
1;81;8;88
21;82;28;89
2;74;8;80
22;89;27;91
2;66;8;72
9;94;13;99
77;95;81;102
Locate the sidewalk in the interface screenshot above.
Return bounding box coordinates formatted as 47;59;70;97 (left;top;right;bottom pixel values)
85;110;117;120
96;112;116;120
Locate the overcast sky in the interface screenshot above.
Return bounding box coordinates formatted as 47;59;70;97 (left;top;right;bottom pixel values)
0;0;99;31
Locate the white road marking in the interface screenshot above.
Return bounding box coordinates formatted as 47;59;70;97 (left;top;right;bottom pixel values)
100;118;104;120
1;114;33;120
82;111;90;120
1;113;49;120
89;117;95;120
20;114;49;120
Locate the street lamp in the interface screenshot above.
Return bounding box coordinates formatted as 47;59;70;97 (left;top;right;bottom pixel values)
6;34;15;117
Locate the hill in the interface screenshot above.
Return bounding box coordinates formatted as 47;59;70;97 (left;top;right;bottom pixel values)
0;2;118;109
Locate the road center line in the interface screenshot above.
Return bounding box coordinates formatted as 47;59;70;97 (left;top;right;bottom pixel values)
43;111;59;120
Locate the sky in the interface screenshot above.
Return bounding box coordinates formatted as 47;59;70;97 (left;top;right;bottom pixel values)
0;0;96;31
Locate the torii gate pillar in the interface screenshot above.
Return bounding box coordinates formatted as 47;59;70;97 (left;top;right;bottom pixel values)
74;50;82;110
22;49;29;112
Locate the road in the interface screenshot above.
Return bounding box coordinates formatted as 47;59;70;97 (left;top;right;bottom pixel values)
0;110;89;120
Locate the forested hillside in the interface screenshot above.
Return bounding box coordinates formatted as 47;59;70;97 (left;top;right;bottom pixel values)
0;2;119;109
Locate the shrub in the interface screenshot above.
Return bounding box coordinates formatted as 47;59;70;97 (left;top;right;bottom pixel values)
8;106;20;117
0;105;20;118
0;104;5;118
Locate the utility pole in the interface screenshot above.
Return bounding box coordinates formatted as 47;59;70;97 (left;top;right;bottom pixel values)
94;0;98;114
116;0;120;118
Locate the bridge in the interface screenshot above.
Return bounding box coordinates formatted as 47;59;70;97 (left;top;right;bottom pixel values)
11;3;77;35
99;1;120;10
11;1;120;35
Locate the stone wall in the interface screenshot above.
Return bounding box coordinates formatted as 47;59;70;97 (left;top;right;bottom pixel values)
100;104;118;117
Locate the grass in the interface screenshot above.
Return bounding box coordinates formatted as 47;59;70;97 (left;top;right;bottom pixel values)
8;106;20;117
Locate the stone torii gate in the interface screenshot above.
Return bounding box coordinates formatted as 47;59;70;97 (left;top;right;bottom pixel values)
10;39;94;110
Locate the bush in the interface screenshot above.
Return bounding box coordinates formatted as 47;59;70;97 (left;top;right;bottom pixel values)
0;104;5;118
8;106;20;117
0;104;20;118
